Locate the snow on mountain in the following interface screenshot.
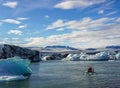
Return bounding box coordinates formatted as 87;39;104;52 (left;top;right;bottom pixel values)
28;45;80;53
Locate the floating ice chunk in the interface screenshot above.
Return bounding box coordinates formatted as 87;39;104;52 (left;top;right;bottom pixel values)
63;52;110;61
63;54;81;61
116;52;120;59
0;57;32;82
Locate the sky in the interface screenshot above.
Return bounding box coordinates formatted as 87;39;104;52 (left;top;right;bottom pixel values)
0;0;120;48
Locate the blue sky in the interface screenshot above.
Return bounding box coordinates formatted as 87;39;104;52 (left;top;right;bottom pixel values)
0;0;120;48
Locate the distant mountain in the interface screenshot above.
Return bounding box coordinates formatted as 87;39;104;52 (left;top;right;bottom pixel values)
45;45;78;50
27;46;43;51
106;45;120;49
86;48;97;50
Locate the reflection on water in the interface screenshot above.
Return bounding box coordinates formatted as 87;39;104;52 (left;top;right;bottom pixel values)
0;60;120;88
0;75;28;82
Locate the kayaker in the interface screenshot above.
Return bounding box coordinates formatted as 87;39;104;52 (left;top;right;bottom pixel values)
87;67;94;73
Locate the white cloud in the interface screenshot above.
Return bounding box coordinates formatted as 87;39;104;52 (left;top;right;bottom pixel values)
98;10;104;14
89;0;116;15
13;0;55;13
23;35;67;47
23;37;45;47
56;28;64;31
2;1;18;8
46;17;110;31
17;17;29;21
18;25;27;29
46;19;65;30
105;11;117;16
8;30;22;35
23;23;120;48
2;19;21;24
44;15;50;19
3;20;120;48
116;18;120;22
0;38;22;45
22;17;117;48
54;0;106;10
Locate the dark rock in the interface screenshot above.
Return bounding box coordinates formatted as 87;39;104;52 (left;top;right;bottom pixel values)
42;53;68;61
0;44;41;62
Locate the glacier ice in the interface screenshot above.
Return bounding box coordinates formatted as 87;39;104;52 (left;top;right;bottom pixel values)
0;57;32;82
63;52;110;61
116;52;120;59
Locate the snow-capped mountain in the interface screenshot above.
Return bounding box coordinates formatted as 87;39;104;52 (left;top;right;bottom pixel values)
28;45;80;53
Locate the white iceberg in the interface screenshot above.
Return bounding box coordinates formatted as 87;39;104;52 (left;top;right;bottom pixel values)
79;53;89;60
116;52;120;59
41;56;50;61
63;54;81;61
85;52;110;61
63;52;110;61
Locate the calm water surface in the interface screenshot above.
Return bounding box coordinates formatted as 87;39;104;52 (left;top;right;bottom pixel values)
0;60;120;88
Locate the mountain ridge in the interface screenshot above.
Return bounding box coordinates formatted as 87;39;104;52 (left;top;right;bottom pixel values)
45;45;78;50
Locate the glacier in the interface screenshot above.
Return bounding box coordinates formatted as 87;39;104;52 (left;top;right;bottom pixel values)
116;52;120;59
0;57;32;82
63;52;110;61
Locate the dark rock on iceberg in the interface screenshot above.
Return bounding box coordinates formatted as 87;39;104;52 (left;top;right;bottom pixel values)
0;44;40;62
42;53;68;61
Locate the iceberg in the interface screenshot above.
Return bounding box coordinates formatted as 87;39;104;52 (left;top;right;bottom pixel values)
63;54;81;61
116;52;120;60
63;52;110;61
84;52;110;61
41;56;50;61
0;57;32;82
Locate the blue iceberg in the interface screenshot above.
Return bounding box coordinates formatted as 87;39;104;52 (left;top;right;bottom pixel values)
0;57;32;82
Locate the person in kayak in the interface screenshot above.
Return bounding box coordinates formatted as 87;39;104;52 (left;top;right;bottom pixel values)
87;67;94;73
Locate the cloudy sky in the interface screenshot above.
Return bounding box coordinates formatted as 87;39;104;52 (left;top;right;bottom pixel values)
0;0;120;48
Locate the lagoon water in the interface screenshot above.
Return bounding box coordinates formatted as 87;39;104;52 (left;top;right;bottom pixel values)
0;60;120;88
